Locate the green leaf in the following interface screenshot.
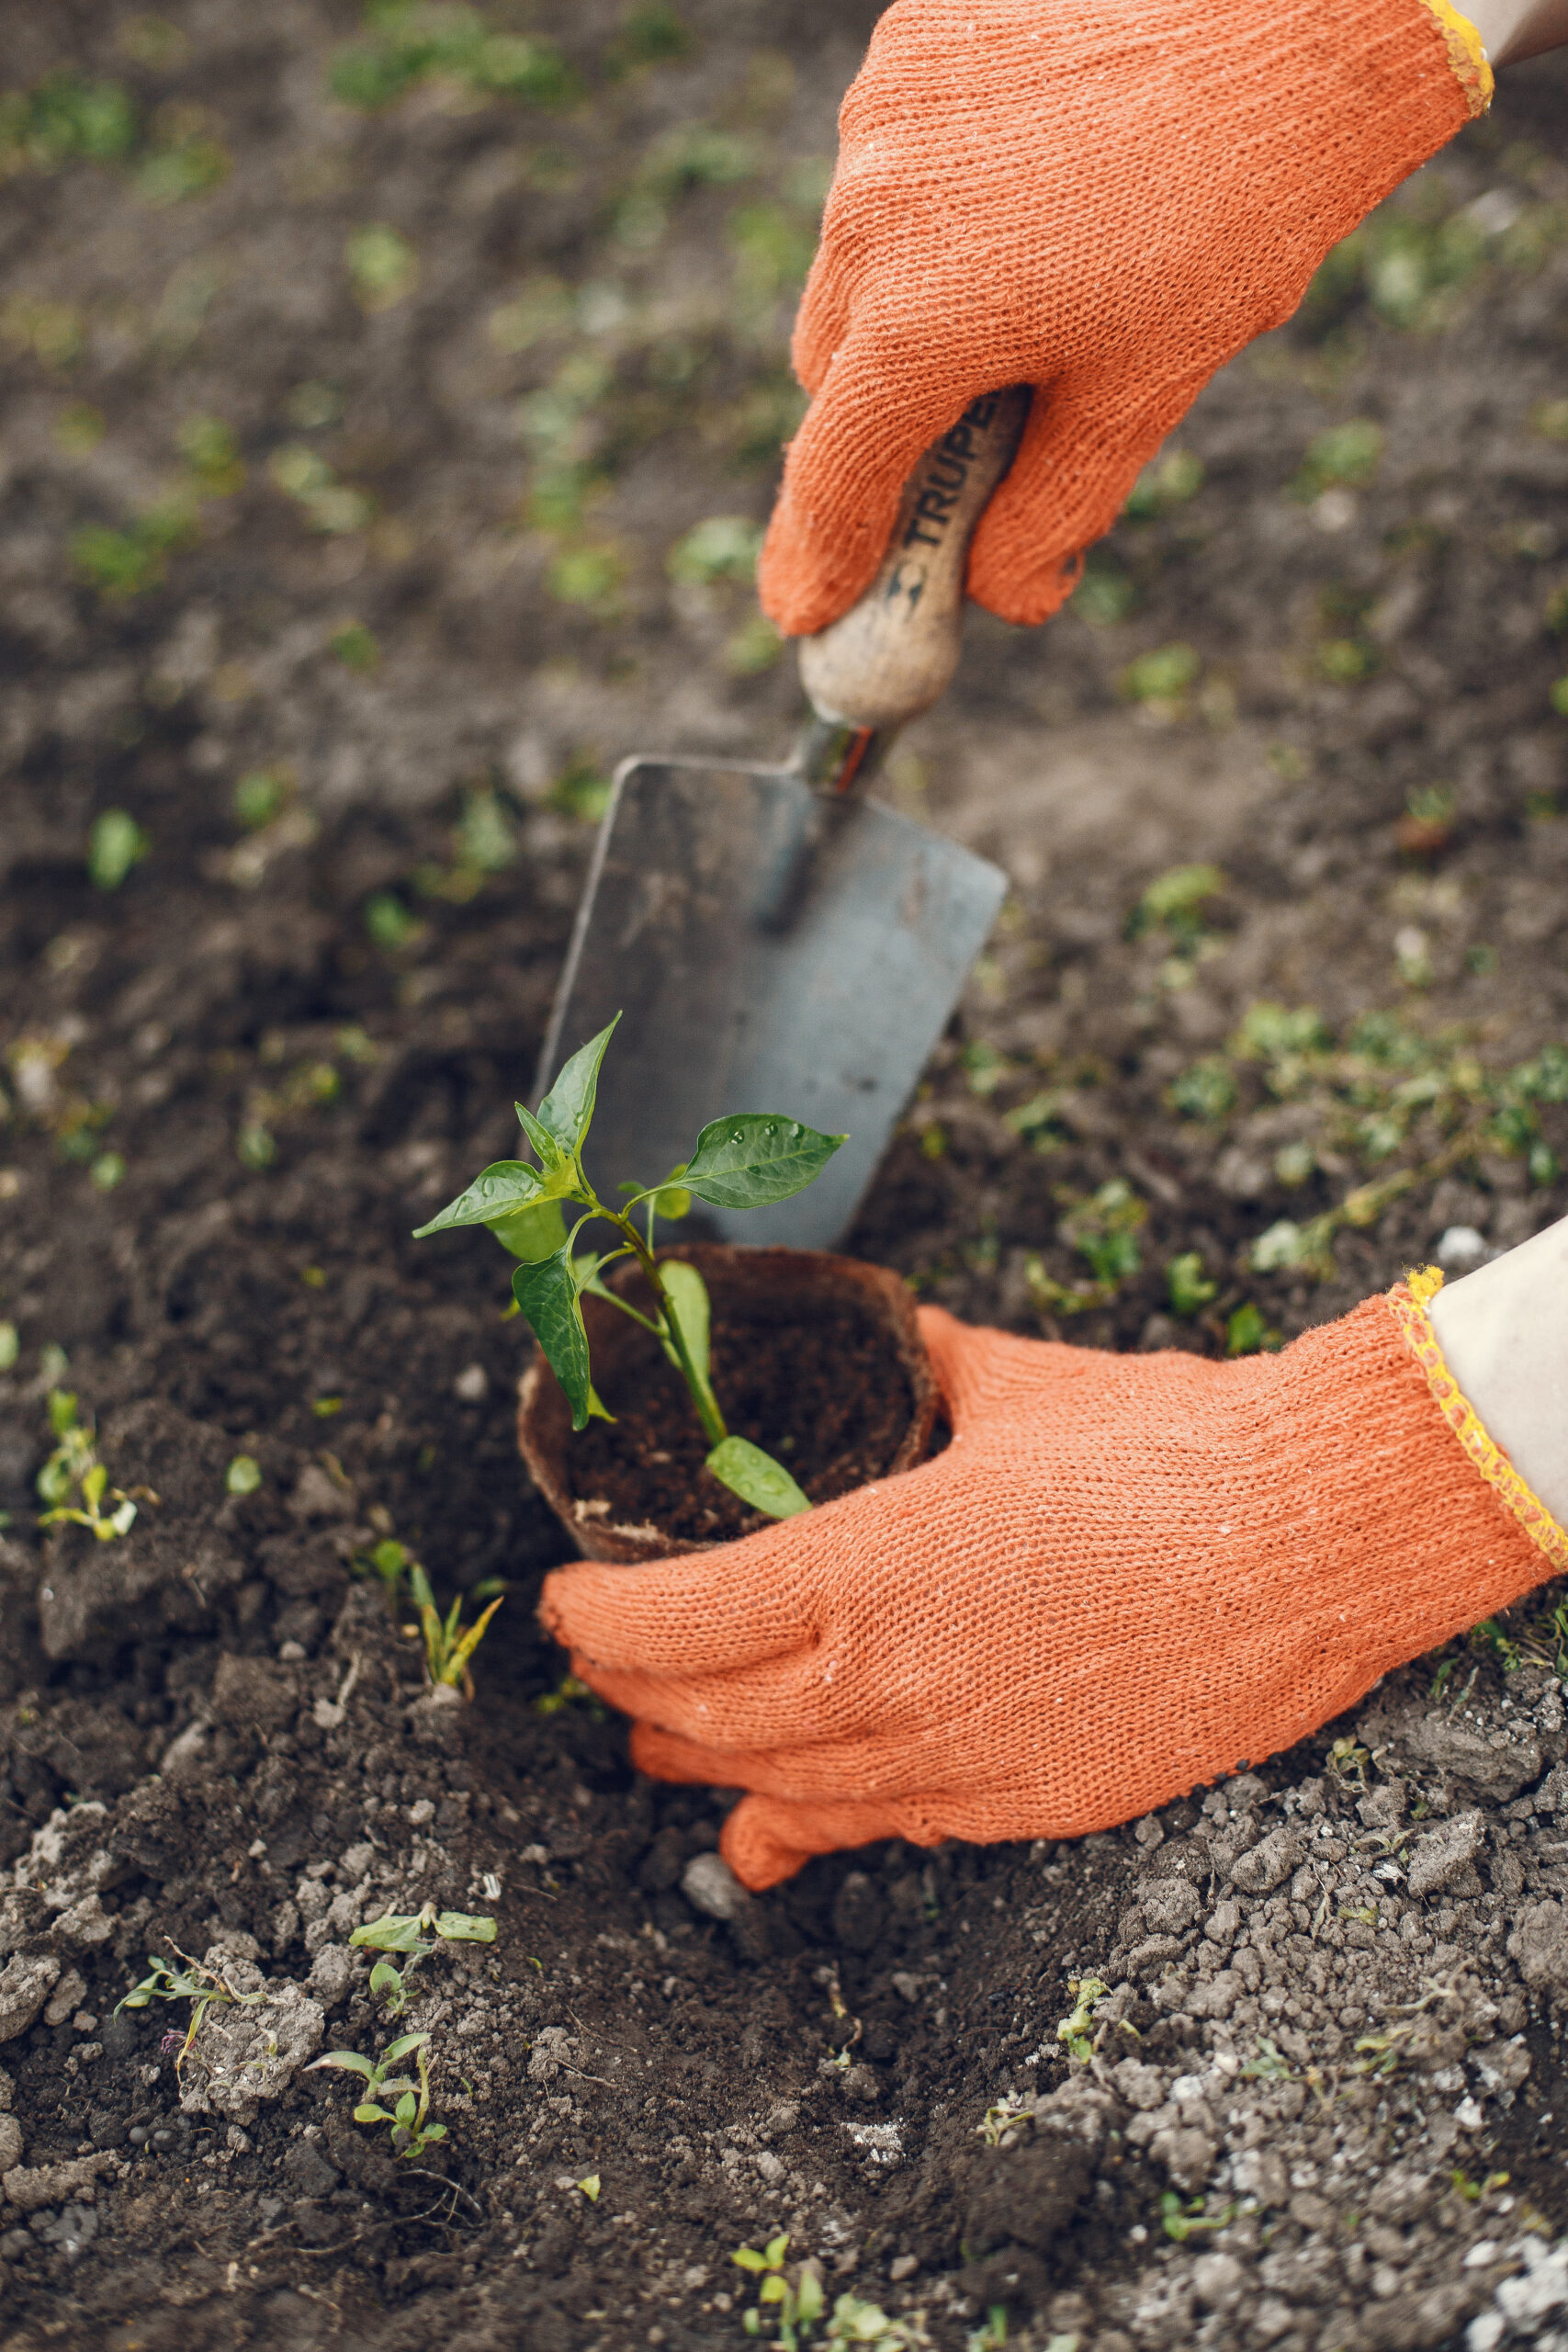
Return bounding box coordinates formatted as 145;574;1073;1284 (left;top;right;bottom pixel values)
578;2173;601;2202
412;1159;541;1238
764;2233;790;2267
394;2090;417;2126
384;2031;433;2063
659;1261;728;1432
308;2051;377;2078
514;1099;570;1174
682;1114;844;1209
657;1261;710;1384
732;2247;769;2274
350;1914;426;1953
513;1247;594;1431
759;2275;787;2304
355;2102;395;2123
420;2120;447;2143
535;1014;620;1155
706;1436;810;1521
490;1197;569;1262
433;1911;497;1943
368;1960;402;1996
438;1595;505;1685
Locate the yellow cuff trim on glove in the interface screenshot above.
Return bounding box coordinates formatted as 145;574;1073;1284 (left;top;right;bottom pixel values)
1390;1265;1568;1574
1416;0;1495;115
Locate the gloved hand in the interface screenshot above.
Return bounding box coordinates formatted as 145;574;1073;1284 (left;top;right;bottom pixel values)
539;1281;1561;1889
758;0;1490;637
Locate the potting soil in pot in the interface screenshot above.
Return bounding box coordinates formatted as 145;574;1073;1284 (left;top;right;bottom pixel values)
564;1293;917;1544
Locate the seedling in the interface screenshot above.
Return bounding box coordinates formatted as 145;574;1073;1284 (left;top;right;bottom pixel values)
351;1902;494;2012
1160;2191;1236;2243
1239;2036;1295;2082
976;2095;1034;2149
355;1539;503;1694
414;1014;845;1519
1166;1250;1218;1319
1056;1975;1109;2062
353;1903;496;1957
407;1560;502;1693
733;2235;824;2348
36;1389;153;1541
115;1946;263;2084
307;2031;446;2158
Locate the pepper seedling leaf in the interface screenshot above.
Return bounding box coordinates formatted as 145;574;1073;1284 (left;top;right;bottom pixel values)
682;1114;845;1209
307;2051;378;2078
433;1911;497;1942
657;1261;710;1384
488;1197;569;1262
514;1098;572;1177
706;1435;810;1521
658;1261;724;1434
513;1246;595;1430
412;1159;543;1238
355;2101;395;2123
534;1014;620;1156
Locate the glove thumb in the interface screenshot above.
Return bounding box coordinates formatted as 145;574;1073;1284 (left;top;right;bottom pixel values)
720;1791;911;1892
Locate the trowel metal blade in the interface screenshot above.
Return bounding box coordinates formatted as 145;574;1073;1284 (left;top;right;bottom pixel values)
537;756;1008;1249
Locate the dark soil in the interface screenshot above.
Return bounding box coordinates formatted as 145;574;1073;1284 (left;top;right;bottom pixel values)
5;3;1568;2347
559;1270;917;1543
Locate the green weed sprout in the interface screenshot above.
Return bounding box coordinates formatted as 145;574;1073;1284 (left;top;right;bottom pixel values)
733;2239;928;2348
1167;1250;1218;1318
351;1903;495;2013
88;808;150;890
36;1390;151;1541
414;1013;845;1520
734;2235;824;2348
308;2031;446;2158
976;2094;1034;2149
1160;2190;1236;2243
355;1540;502;1695
1056;1975;1109;2063
407;1560;502;1693
115;1947;263;2084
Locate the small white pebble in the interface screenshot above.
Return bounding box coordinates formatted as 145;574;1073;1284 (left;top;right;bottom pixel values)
454;1363;489;1401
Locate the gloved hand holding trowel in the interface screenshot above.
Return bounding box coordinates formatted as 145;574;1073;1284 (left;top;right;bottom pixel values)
538;0;1568;1890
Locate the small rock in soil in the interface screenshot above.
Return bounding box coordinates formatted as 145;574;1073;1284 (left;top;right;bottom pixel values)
0;1954;60;2044
682;1850;748;1922
1407;1806;1485;1898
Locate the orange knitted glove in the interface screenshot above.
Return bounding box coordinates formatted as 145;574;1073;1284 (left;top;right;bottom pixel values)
758;0;1491;636
539;1278;1565;1891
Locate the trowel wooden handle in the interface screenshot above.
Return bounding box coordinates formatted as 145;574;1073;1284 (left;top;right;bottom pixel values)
798;384;1032;736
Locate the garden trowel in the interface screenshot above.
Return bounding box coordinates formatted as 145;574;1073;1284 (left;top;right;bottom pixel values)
536;385;1031;1248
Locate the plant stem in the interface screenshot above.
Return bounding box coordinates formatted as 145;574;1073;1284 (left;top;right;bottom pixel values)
582;1187;728;1447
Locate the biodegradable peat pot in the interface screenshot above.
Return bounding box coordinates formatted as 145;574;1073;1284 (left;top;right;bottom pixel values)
518;1243;939;1564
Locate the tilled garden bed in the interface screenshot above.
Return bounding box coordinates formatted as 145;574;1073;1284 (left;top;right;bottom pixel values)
6;2;1568;2346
